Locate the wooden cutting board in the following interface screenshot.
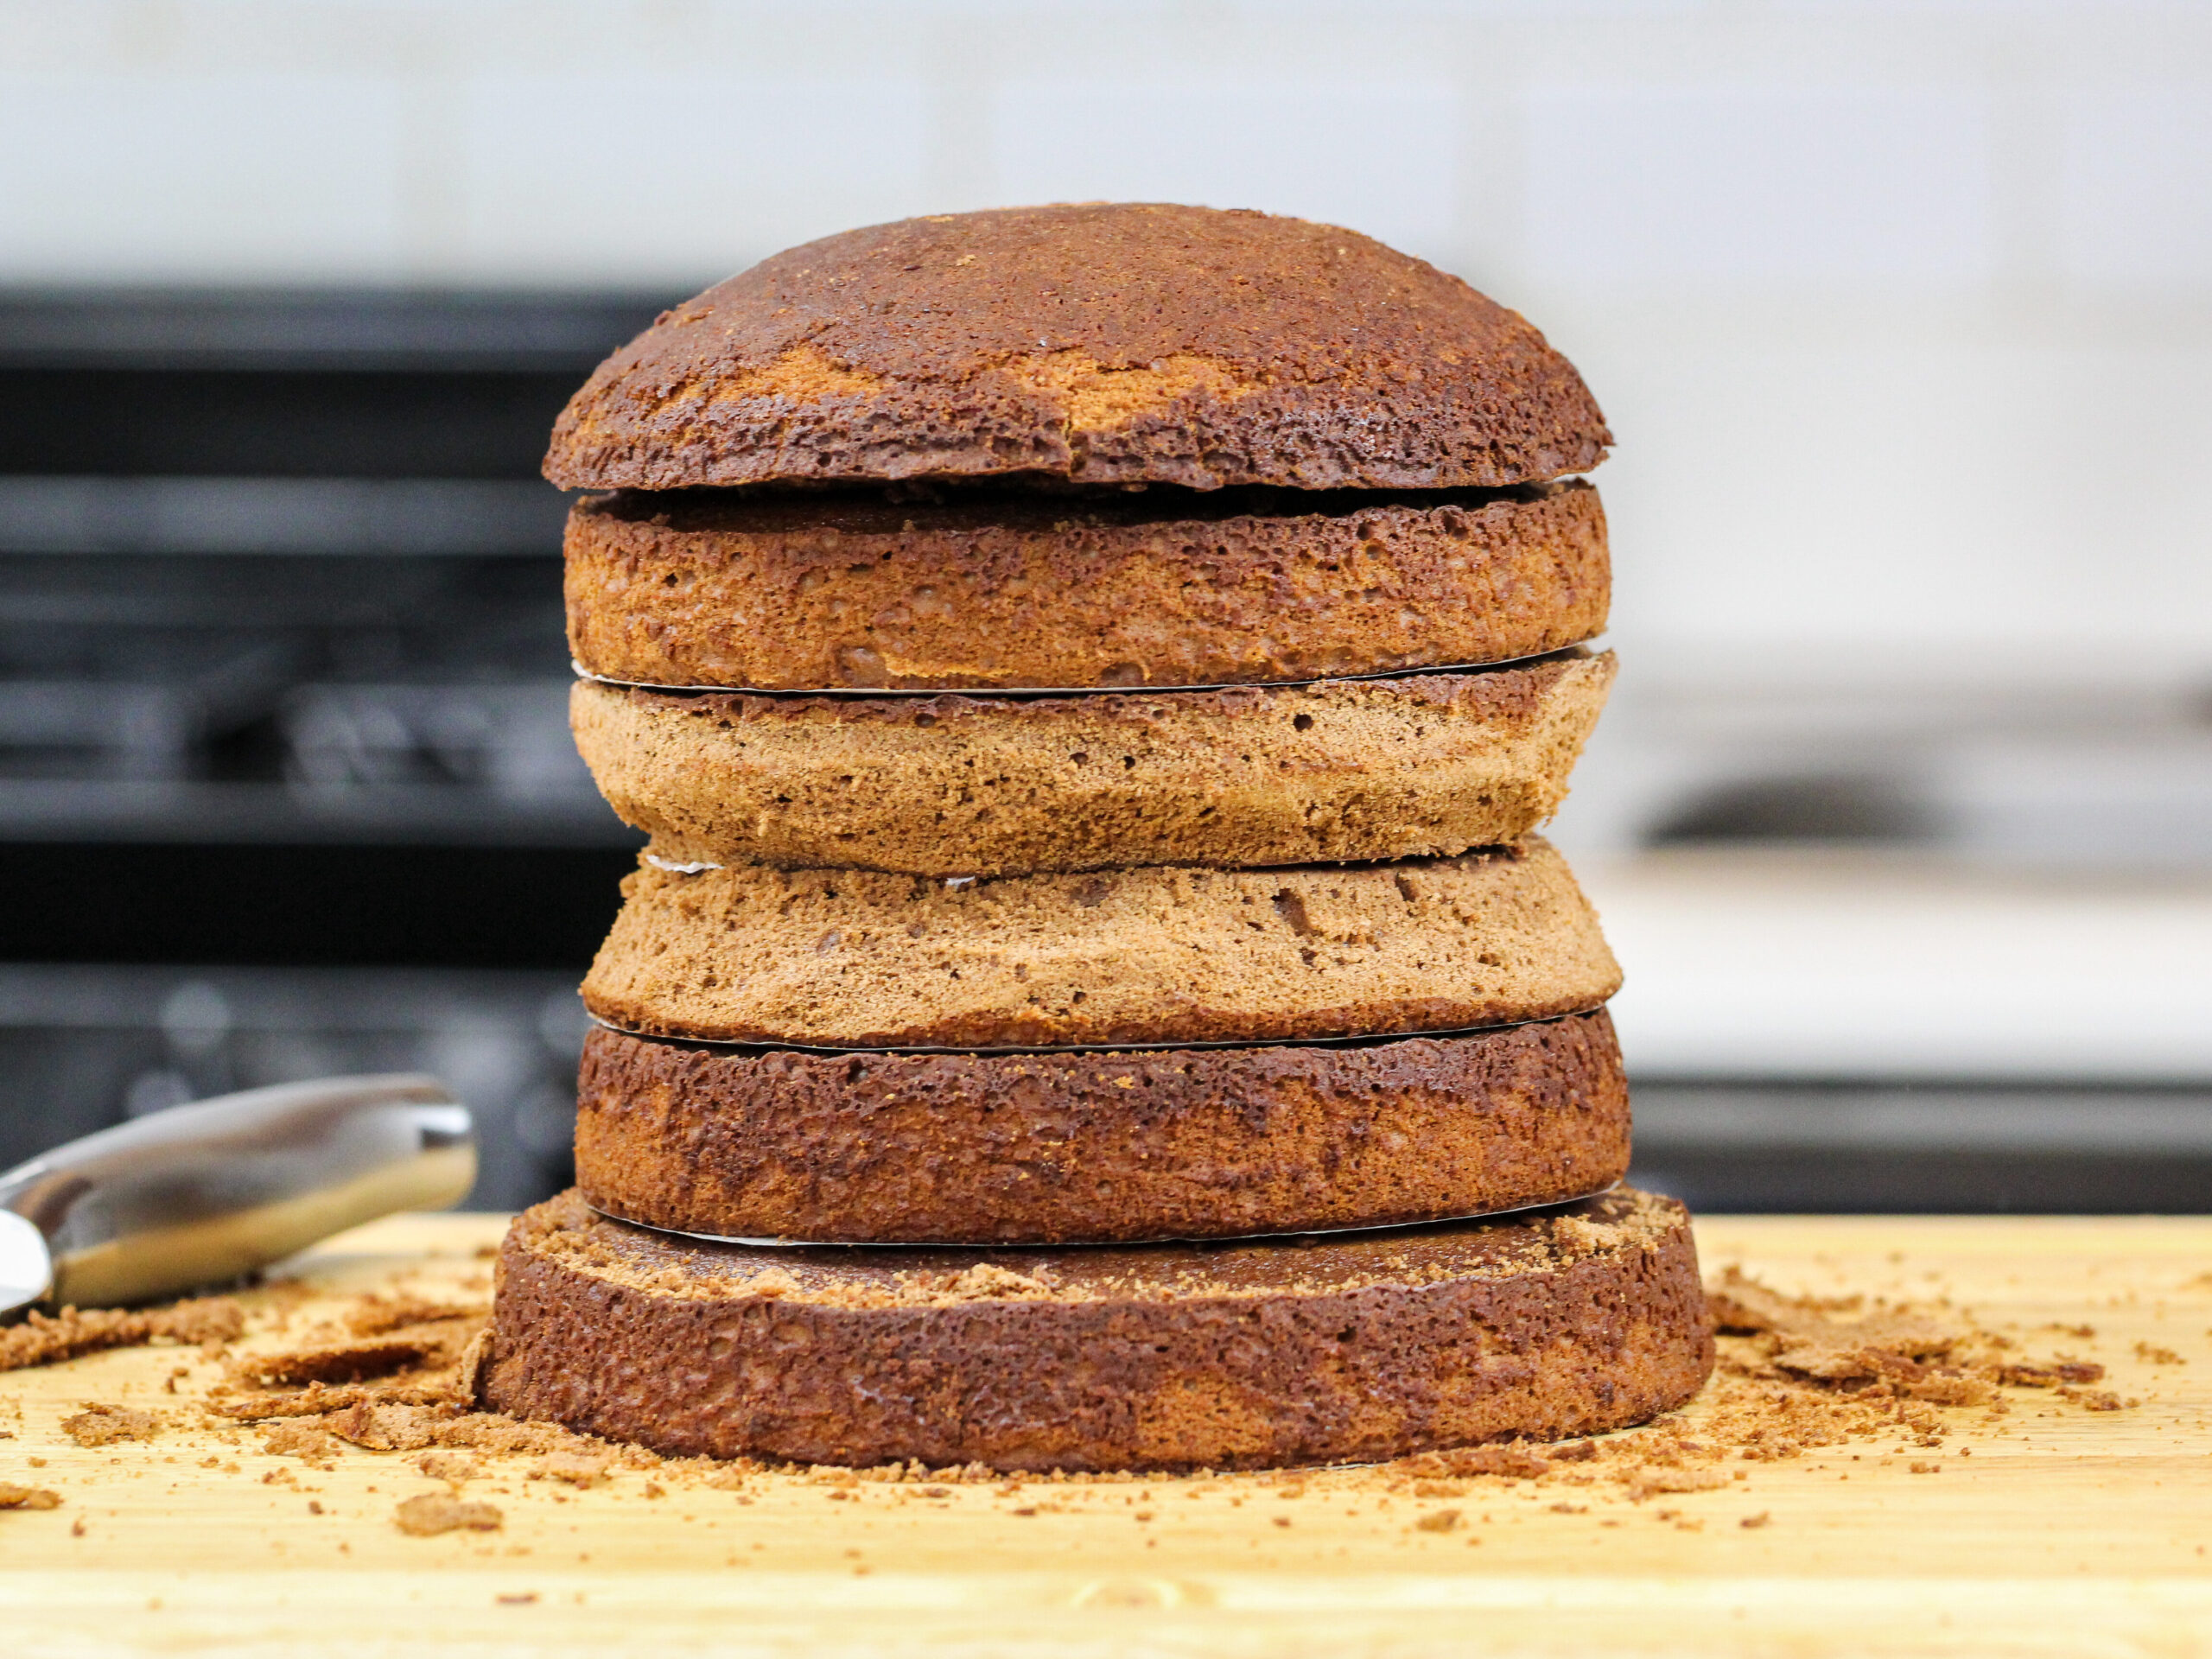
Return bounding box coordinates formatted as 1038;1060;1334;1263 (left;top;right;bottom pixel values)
2;1213;2208;1656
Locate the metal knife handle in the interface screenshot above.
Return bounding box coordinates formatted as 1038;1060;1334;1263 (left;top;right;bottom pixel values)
0;1074;474;1310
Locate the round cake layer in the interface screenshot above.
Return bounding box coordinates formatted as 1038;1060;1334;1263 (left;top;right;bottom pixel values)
543;203;1610;494
573;652;1615;878
581;837;1620;1049
575;1011;1631;1244
564;481;1607;691
481;1187;1711;1471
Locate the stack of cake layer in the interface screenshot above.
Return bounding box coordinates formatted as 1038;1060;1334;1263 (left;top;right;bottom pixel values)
483;204;1713;1472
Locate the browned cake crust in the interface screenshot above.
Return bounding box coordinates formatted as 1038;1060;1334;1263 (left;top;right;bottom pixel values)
575;1011;1630;1244
482;1186;1711;1471
581;837;1621;1049
543;204;1610;493
564;480;1607;690
573;652;1615;877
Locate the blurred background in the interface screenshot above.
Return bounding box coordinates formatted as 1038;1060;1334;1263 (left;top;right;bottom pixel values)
1;1;2206;1211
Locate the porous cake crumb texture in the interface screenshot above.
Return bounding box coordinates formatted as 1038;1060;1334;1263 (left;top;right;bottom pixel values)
482;1188;1712;1471
575;1012;1630;1243
564;481;1608;691
574;652;1614;876
582;837;1621;1049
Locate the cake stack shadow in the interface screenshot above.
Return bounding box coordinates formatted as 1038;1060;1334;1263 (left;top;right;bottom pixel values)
480;203;1714;1472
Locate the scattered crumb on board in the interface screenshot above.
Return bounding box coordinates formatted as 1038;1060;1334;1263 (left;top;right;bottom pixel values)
0;1248;2163;1539
0;1299;244;1370
59;1403;162;1446
393;1492;503;1535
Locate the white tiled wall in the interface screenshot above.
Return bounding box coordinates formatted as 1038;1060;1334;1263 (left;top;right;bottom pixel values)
448;73;933;283
0;71;410;280
989;79;1464;257
1522;86;1996;285
3;0;2208;669
2059;87;2212;287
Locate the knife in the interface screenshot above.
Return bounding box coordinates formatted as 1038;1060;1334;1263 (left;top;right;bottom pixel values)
0;1074;474;1319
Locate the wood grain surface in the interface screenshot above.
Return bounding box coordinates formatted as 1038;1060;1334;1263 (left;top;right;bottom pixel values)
2;1213;2208;1656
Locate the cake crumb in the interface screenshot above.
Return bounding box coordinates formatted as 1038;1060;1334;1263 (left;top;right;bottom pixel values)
234;1340;437;1389
393;1493;502;1535
1626;1467;1730;1500
60;1403;161;1446
1;1299;244;1372
346;1295;483;1336
416;1451;482;1485
1709;1266;1957;1381
1397;1444;1552;1482
259;1421;341;1461
0;1482;62;1510
534;1450;613;1487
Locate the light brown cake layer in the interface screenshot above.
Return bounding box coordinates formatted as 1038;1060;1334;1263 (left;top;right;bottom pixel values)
580;837;1621;1049
575;1011;1631;1244
543;203;1610;494
481;1187;1711;1471
573;652;1615;877
564;480;1607;691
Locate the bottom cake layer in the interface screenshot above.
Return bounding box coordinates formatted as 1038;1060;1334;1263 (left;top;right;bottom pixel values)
575;1011;1631;1243
481;1187;1713;1472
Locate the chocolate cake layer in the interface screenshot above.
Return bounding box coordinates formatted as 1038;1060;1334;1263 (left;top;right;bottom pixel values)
563;481;1608;692
575;1012;1630;1244
582;837;1621;1049
572;652;1614;877
482;1187;1711;1471
543;203;1609;494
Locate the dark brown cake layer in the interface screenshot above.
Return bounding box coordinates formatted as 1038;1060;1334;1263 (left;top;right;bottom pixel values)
575;1012;1631;1244
563;481;1608;691
482;1187;1712;1472
543;203;1610;494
